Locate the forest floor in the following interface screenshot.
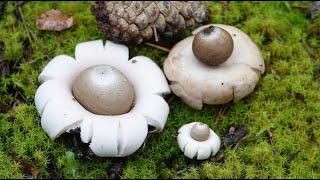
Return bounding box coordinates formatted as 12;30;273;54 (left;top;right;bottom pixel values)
0;1;319;179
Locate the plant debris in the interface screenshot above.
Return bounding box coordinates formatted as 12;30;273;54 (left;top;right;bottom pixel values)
310;1;320;19
0;42;16;77
36;9;74;31
295;92;306;103
0;2;5;15
214;104;228;125
221;126;248;149
60;128;96;160
106;157;128;179
12;156;40;179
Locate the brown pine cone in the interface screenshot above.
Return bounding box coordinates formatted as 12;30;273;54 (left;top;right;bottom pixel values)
92;1;209;44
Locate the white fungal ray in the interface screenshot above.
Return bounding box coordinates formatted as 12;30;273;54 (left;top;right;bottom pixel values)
177;122;221;160
38;55;78;84
35;39;170;157
164;24;265;109
35;79;70;115
81;112;148;157
104;40;129;66
41;96;87;139
130;94;169;131
75;40;106;68
125;56;171;96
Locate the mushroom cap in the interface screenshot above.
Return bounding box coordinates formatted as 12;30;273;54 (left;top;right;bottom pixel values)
72;65;134;115
164;24;265;109
192;25;234;66
177;122;221;160
190;122;210;141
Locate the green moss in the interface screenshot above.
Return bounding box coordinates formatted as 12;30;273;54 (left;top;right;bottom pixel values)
0;1;319;179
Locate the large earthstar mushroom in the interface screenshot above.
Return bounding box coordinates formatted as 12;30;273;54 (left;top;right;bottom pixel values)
163;24;265;109
35;40;171;157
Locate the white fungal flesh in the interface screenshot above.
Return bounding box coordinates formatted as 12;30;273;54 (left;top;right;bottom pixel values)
125;56;171;96
83;112;148;157
164;24;265;109
130;94;169;131
177;122;221;160
35;40;170;157
38;55;79;84
41;97;87;139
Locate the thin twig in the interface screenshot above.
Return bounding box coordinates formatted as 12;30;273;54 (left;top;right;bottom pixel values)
145;42;170;53
220;1;229;24
232;134;248;150
214;104;228;125
267;129;275;147
17;6;50;61
153;25;159;42
18;6;34;43
291;3;309;10
167;95;175;104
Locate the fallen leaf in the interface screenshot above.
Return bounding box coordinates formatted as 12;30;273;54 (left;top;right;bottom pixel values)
12;156;39;179
221;126;248;149
36;9;74;31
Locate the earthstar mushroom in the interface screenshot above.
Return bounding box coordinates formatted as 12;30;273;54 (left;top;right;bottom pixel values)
35;40;170;157
177;122;221;160
164;24;265;109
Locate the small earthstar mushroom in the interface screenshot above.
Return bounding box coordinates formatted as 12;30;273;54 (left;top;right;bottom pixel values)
177;122;221;160
192;25;234;66
72;65;135;115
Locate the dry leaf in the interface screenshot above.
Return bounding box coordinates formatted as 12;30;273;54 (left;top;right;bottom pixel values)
36;9;73;31
12;156;40;179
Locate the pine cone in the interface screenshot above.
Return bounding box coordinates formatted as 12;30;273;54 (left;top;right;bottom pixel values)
92;1;209;44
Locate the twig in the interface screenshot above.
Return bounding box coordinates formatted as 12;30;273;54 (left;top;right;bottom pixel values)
220;1;229;24
232;134;248;150
17;5;50;61
167;95;175;104
291;3;309;10
145;42;170;53
153;25;159;42
17;6;35;43
267;129;275;147
214;104;228;125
